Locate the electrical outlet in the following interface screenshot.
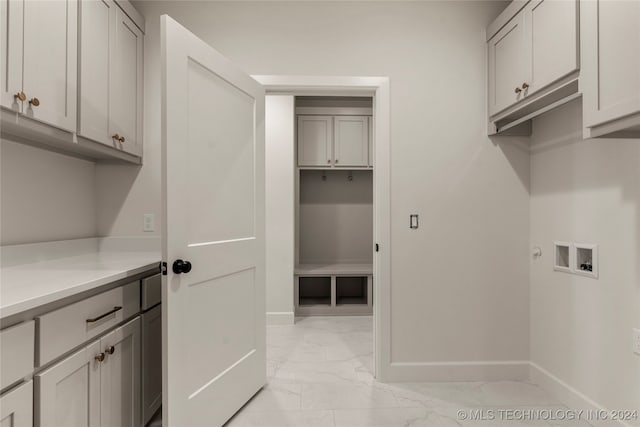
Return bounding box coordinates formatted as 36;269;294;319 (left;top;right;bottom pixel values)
633;328;640;356
143;214;155;232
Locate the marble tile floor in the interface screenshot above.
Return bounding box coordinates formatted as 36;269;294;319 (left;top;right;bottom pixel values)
226;316;595;427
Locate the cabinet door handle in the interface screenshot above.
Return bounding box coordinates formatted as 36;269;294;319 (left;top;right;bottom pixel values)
514;87;522;94
86;306;122;323
105;346;115;355
29;97;40;106
95;353;105;362
335;159;339;164
119;136;125;143
522;82;530;90
112;134;120;141
14;91;26;101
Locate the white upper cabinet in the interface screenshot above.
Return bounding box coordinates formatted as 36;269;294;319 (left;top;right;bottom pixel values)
487;0;579;128
488;12;527;116
109;7;143;156
0;0;24;113
80;0;143;157
21;0;77;132
526;0;578;94
298;115;332;166
79;0;114;145
582;0;640;137
334;116;369;167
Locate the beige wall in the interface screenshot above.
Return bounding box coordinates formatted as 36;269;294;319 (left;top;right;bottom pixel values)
529;100;640;416
1;139;97;245
108;0;531;374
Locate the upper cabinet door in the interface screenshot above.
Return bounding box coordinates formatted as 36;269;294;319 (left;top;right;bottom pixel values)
79;0;115;145
110;7;143;156
22;0;77;132
582;0;640;130
297;115;332;166
0;0;24;112
525;0;578;94
100;317;141;427
334;116;369;167
488;13;527;116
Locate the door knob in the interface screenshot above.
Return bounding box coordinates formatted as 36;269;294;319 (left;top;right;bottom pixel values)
172;259;192;274
105;345;115;355
95;353;105;362
29;97;40;106
514;87;522;94
14;91;26;101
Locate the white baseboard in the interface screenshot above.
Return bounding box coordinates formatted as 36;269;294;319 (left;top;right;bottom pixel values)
383;360;529;382
266;312;295;325
530;362;635;427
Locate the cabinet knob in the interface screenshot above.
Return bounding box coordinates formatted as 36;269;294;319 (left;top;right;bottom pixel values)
522;82;530;90
29;97;40;107
119;136;125;143
112;134;120;141
514;87;522;94
327;159;331;164
335;159;339;164
105;345;115;355
14;91;26;101
95;353;105;362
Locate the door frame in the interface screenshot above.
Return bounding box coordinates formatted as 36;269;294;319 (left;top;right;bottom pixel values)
253;75;391;381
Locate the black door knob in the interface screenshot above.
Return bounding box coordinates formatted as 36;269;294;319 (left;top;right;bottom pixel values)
172;259;192;274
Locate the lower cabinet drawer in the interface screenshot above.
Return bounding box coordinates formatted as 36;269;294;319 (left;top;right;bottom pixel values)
0;321;35;390
37;281;140;366
0;380;33;427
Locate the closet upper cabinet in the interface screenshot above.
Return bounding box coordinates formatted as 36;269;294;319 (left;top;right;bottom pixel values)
80;0;144;157
582;0;640;138
1;0;77;132
487;0;579;120
298;115;332;166
334;116;369;167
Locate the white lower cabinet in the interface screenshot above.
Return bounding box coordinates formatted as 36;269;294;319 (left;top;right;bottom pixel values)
142;305;161;425
36;340;101;427
0;381;33;427
36;317;141;427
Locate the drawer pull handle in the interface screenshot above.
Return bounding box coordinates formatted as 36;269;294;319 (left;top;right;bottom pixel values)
86;306;122;323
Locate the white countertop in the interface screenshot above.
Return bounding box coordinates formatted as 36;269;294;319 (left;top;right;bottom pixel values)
1;239;160;319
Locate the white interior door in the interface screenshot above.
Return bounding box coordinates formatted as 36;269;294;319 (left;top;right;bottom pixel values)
161;15;266;427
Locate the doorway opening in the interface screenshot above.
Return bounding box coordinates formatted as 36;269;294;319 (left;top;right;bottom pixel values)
258;76;391;382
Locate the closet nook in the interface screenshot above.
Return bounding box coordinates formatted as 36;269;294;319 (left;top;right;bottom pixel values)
294;97;374;316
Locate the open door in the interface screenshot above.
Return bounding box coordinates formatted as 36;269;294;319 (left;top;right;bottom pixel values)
161;15;266;427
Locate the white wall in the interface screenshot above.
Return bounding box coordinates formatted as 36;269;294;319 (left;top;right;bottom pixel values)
529;100;640;418
120;0;531;379
299;170;373;264
265;95;295;323
0;139;97;245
